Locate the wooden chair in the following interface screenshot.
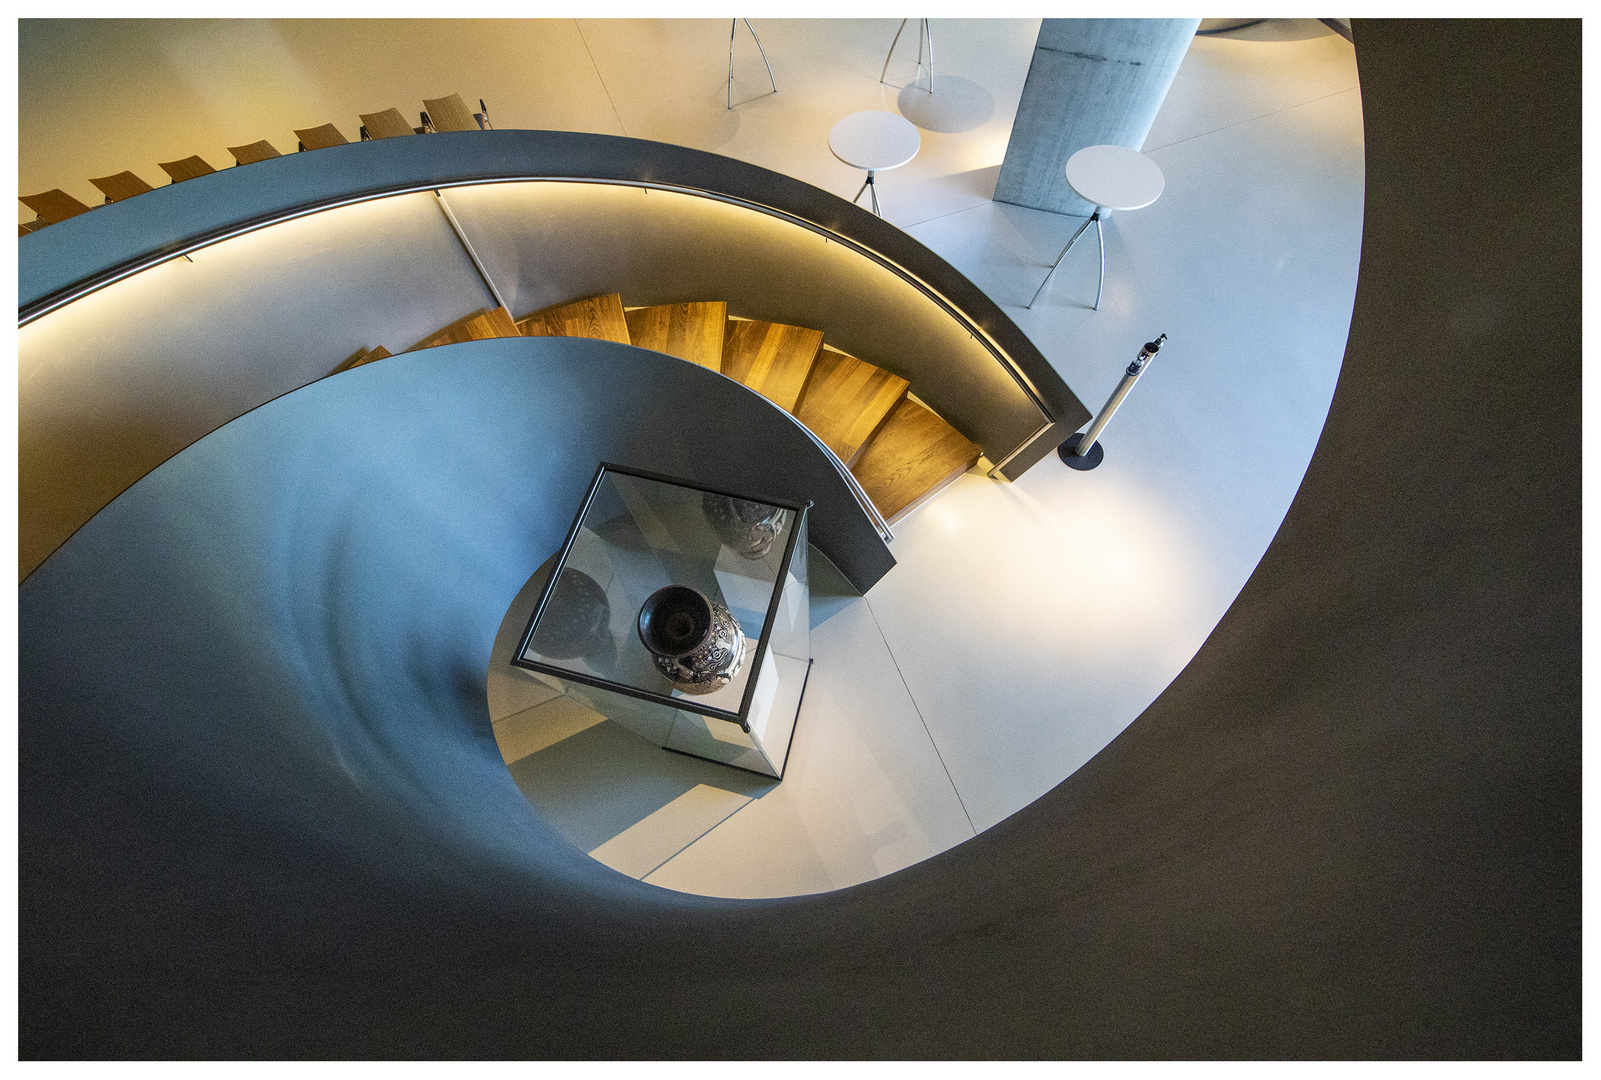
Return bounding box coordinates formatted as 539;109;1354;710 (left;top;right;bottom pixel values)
421;94;480;132
294;123;349;151
359;108;416;140
158;155;217;183
89;172;155;203
19;189;93;225
227;140;282;165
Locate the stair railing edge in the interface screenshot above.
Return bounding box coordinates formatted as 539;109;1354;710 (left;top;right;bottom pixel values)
18;131;1084;477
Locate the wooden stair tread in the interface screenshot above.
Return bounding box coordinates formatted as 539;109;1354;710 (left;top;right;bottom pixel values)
20;189;92;224
793;346;910;467
720;318;824;413
851;398;982;524
158;155;216;182
518;294;631;344
624;302;727;370
423;93;479;132
295;123;349;150
408;306;520;351
360;108;415;140
333;345;393;374
89;171;155;202
227;139;282;164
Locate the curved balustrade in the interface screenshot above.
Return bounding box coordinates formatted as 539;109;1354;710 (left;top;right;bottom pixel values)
18;129;1087;460
17;130;1089;580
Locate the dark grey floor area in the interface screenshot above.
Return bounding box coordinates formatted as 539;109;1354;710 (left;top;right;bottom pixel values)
18;20;1578;1058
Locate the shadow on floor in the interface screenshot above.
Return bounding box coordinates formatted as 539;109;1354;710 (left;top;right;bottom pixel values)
506;544;861;863
896;75;995;134
508;719;775;853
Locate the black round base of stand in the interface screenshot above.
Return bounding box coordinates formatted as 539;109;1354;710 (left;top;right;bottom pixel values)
1058;433;1104;470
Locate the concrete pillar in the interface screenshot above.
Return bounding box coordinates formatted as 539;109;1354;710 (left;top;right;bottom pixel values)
994;18;1200;215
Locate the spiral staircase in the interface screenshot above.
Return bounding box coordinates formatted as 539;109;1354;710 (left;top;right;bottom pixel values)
348;292;982;525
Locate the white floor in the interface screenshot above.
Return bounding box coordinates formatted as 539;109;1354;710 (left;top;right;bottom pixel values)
21;18;1365;898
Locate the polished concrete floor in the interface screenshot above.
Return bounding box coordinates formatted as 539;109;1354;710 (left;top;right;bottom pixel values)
19;18;1364;898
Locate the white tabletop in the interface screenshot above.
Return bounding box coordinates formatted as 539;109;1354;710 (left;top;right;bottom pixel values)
1064;144;1165;211
829;111;921;171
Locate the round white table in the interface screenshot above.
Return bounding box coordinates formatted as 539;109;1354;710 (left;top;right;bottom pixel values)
1029;144;1166;310
829;110;921;217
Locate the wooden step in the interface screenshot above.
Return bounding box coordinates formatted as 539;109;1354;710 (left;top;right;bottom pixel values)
20;189;93;225
792;346;910;468
294;123;349;150
624;302;727;371
227;139;282;165
360;108;415;140
157;155;216;183
850;398;983;524
422;93;480;132
89;171;155;203
408;306;520;351
518;294;632;344
332;345;393;375
720;318;824;413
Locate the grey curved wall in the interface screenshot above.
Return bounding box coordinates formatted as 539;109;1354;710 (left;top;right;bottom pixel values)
18;20;1578;1058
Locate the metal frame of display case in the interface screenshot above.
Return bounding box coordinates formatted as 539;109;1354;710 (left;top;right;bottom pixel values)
512;461;811;732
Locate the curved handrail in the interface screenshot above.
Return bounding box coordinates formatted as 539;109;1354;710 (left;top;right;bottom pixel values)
17;130;1090;477
783;398;896;542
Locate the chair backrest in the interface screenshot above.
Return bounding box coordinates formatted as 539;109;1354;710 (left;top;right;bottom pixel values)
422;94;479;132
227;140;282;165
89;172;156;202
358;108;414;140
20;189;93;225
294;123;349;150
158;155;217;183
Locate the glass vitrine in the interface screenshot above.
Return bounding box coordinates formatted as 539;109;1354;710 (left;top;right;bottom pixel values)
514;463;811;778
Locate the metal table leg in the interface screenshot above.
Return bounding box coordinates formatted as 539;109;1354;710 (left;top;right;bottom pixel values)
729;18;778;109
853;170;882;216
1094;213;1106;311
880;17;934;93
1027;208;1100;308
922;18;934;93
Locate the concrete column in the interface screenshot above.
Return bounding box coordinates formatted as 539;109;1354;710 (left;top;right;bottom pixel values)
994;18;1200;215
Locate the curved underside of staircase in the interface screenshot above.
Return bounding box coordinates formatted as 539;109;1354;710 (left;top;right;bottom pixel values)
407;292;980;528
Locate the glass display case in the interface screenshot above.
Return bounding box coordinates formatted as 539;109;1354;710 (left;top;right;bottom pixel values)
514;463;811;778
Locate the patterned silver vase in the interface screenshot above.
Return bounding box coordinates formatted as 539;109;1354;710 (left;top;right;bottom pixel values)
636;585;746;695
702;492;787;560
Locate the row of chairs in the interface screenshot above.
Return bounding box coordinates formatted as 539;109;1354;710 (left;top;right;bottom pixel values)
20;93;492;236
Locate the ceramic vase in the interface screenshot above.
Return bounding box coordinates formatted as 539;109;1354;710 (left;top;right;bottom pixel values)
636;585;746;695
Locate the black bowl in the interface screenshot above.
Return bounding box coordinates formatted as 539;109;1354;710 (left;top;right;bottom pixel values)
637;585;713;659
